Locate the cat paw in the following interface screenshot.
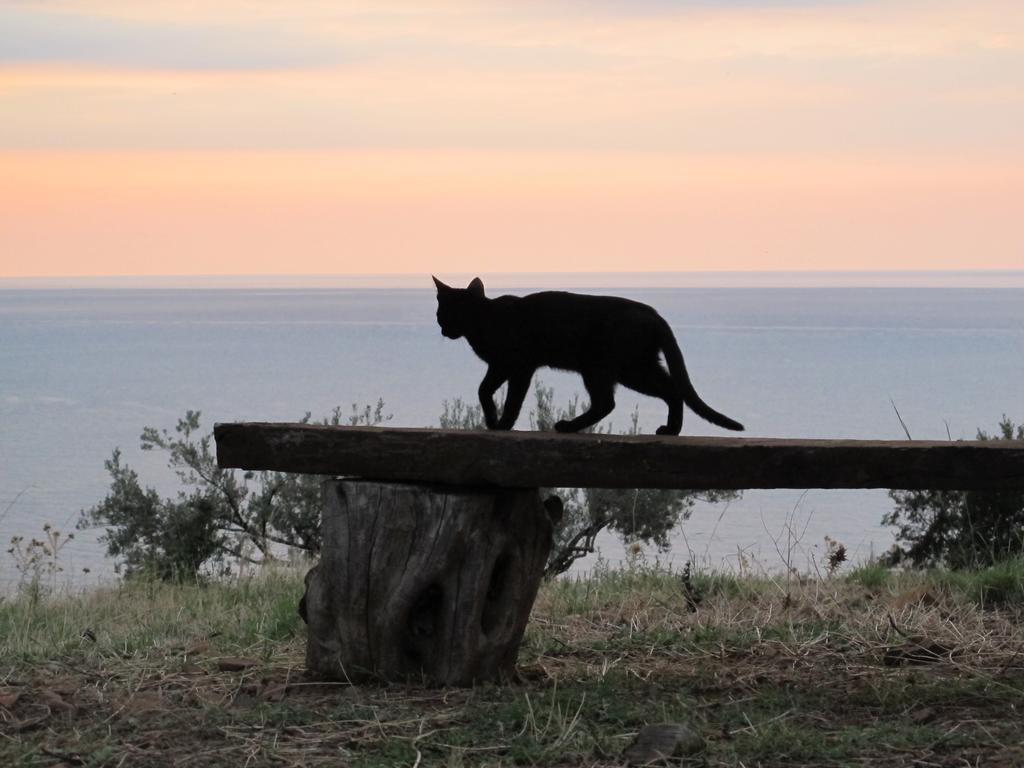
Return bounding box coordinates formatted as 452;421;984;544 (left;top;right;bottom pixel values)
655;425;681;436
554;420;575;433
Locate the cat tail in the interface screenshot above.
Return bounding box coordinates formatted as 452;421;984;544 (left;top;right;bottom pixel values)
659;322;745;431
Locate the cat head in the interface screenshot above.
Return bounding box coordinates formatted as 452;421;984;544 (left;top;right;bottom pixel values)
432;276;485;339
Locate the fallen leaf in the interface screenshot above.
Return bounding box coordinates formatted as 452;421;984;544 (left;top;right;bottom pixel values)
189;689;229;708
40;748;85;766
38;690;75;713
261;684;288;702
911;706;937;723
892;587;939;610
217;657;258;672
186;640;210;656
124;692;164;715
231;691;258;709
883;641;956;666
0;690;21;709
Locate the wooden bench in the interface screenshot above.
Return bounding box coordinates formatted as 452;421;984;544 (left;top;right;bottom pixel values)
215;424;1024;685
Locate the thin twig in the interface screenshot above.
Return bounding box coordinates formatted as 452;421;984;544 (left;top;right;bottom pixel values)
890;398;913;440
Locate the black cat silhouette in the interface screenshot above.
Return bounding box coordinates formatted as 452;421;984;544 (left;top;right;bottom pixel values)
433;276;743;435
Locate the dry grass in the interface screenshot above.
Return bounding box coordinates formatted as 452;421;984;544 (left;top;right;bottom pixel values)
2;561;1024;766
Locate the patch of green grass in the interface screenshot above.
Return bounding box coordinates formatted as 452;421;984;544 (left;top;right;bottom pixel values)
688;568;752;599
846;562;895;591
930;557;1024;607
578;618;847;659
0;567;306;663
4;561;1024;766
351;740;419;768
725;718;961;764
843;672;1020;714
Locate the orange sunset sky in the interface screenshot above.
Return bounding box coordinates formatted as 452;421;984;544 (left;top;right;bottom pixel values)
1;0;1022;278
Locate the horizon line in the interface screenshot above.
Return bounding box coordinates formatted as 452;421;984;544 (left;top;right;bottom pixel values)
5;268;1024;279
3;269;1024;291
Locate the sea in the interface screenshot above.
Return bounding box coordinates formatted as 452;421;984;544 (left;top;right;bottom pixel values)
2;271;1023;591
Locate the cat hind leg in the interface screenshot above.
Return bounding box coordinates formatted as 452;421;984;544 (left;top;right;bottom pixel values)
657;396;684;436
555;374;616;433
620;366;682;435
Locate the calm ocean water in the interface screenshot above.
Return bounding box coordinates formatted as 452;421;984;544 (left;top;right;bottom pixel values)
2;274;1023;589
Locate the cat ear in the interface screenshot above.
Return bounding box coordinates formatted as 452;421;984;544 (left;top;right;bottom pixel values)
432;275;450;293
467;277;485;298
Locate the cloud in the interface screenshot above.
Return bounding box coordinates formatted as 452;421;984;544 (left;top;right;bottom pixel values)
1;394;76;407
0;5;340;70
1;1;1020;277
0;0;1020;154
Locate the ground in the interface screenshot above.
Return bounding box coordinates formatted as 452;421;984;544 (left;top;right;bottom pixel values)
2;561;1023;767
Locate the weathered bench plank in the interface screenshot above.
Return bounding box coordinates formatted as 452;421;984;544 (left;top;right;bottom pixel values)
214;423;1024;490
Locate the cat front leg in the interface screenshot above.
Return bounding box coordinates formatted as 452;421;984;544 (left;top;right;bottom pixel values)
496;372;532;430
478;367;506;429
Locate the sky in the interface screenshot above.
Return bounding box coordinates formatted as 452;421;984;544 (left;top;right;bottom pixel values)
1;0;1022;278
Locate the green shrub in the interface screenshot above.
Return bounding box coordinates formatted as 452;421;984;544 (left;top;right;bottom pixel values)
884;417;1024;569
79;403;389;580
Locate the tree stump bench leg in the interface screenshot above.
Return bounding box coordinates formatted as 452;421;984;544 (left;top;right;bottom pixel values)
301;479;553;686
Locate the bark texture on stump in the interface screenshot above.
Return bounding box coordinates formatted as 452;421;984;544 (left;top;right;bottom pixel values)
302;480;553;686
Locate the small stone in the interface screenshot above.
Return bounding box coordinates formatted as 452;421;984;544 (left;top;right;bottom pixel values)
624;722;705;764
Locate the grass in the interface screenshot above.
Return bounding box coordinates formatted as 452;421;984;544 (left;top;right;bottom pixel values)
930;556;1024;607
2;560;1024;767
